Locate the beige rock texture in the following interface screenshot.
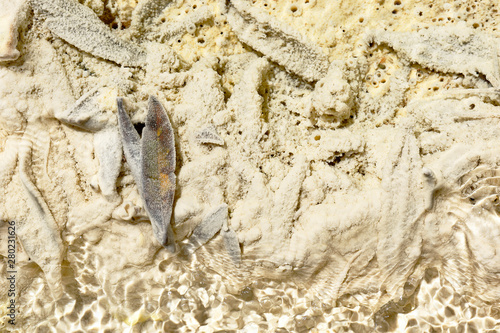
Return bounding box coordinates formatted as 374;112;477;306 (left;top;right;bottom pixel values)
0;0;28;62
1;0;500;331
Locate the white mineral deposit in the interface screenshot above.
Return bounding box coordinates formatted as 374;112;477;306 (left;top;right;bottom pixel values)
1;0;500;332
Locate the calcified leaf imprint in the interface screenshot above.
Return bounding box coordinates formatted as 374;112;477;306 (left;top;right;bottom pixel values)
94;128;122;199
190;204;227;250
378;130;427;296
226;0;329;82
222;228;241;266
195;124;225;146
130;0;173;32
55;88;107;132
368;25;500;87
157;5;213;41
117;96;176;251
56;88;123;199
18;140;64;299
30;0;146;66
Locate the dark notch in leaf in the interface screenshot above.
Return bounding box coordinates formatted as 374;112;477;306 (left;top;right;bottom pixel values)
134;122;145;137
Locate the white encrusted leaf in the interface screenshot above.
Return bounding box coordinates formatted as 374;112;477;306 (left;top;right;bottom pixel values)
31;0;146;66
186;203;228;254
227;1;328;81
18;139;64;299
369;25;500;87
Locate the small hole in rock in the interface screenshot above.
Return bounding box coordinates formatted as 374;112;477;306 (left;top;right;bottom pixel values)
314;135;321;141
291;5;298;12
394;0;401;5
470;104;475;109
359;17;364;23
392;9;397;14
